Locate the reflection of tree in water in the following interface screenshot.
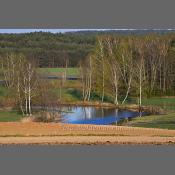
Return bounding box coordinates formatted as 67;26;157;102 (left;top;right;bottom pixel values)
83;107;93;119
58;106;145;125
115;109;119;124
83;107;87;119
101;108;104;118
82;107;107;120
67;106;72;112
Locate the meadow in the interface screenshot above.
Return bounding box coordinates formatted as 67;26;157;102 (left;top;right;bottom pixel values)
39;67;80;77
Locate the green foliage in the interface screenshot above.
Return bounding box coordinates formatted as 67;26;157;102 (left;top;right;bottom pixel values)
66;88;82;101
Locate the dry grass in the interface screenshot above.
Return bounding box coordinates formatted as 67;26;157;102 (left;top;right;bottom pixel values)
0;122;175;137
0;136;175;145
1;122;175;145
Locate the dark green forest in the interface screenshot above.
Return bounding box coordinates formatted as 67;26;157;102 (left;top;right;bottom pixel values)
1;30;175;67
0;31;95;67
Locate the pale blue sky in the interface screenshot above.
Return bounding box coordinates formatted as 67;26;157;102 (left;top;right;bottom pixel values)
0;29;173;34
0;29;115;34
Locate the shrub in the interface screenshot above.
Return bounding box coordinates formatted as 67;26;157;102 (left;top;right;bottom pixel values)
21;111;61;123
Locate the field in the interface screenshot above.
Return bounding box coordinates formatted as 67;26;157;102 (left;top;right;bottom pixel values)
1;136;175;145
39;67;80;76
0;122;175;145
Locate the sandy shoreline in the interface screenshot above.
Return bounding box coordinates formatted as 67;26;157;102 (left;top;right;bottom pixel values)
0;122;175;145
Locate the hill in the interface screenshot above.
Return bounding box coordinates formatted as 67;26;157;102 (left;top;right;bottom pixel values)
0;29;175;67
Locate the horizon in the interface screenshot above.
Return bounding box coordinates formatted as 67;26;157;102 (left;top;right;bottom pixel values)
0;29;175;34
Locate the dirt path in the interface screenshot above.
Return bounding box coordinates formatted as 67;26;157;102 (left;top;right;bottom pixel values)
0;122;175;145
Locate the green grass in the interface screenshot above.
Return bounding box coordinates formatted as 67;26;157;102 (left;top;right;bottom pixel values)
39;67;79;76
50;88;82;102
0;110;22;122
0;86;10;97
142;97;175;111
64;88;82;101
126;113;175;130
142;97;175;105
126;97;175;111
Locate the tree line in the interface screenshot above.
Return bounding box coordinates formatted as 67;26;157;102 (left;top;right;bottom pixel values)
80;34;175;106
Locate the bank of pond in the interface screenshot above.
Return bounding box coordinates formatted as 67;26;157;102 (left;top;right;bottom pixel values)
0;105;150;124
0;101;174;130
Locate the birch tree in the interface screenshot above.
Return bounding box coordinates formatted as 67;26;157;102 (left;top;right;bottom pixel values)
1;54;39;116
93;37;107;102
79;55;93;101
133;38;147;115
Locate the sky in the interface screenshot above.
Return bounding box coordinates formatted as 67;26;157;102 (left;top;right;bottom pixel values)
0;29;115;34
0;29;174;34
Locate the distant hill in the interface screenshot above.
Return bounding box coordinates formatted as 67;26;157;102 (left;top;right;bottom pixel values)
0;30;175;67
68;29;175;35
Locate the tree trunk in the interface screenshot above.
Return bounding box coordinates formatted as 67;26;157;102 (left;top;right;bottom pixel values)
122;76;132;104
101;58;105;102
139;64;142;117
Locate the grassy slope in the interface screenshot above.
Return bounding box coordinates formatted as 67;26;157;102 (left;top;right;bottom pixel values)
0;110;22;122
125;113;175;130
124;97;175;129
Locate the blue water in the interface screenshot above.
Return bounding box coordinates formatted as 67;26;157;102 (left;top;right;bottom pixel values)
60;106;147;125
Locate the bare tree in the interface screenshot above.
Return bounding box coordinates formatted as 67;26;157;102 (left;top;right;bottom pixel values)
1;54;39;116
98;38;105;102
1;53;17;88
79;55;92;101
118;38;134;104
93;36;134;105
133;39;147;116
105;36;121;105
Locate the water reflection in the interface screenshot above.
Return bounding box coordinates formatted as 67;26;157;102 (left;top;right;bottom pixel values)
59;106;148;125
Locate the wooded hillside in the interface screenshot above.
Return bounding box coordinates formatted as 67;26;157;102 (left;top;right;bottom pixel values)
0;30;175;67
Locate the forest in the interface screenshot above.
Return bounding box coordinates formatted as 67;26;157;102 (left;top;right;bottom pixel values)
0;31;95;67
0;30;175;67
